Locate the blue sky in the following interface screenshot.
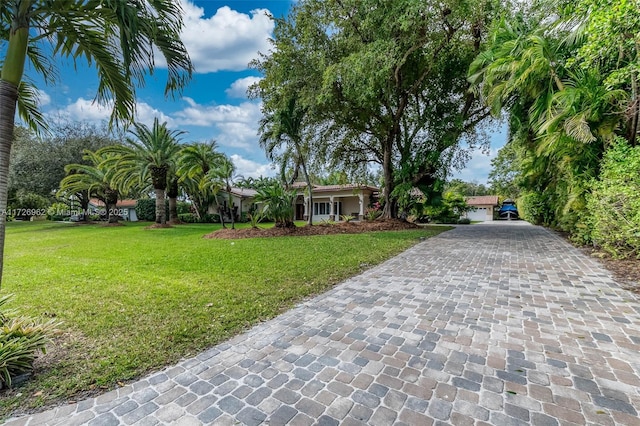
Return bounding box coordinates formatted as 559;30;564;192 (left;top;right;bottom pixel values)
23;0;506;184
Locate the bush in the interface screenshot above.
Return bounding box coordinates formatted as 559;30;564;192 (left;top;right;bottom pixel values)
135;199;170;222
253;182;296;228
0;295;59;387
9;191;50;220
457;218;471;224
585;139;640;258
177;202;192;215
178;213;198;223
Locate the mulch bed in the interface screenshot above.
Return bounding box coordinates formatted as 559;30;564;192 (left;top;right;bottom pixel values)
203;219;422;240
587;251;640;296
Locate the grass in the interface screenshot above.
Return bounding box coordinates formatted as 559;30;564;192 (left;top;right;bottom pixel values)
0;220;450;417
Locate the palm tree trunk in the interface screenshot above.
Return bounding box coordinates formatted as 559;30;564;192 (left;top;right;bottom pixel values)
0;81;19;287
167;177;179;223
154;188;166;224
104;188;119;223
0;14;29;287
214;195;226;228
227;189;235;230
300;157;313;226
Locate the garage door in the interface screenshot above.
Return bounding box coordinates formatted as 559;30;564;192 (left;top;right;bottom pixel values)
467;207;488;221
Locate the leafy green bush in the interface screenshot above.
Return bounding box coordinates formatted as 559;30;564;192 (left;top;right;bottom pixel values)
177;202;192;215
247;208;265;228
457;218;471;224
0;295;59;387
178;213;198;223
253;182;296;228
518;191;551;225
135;199;170;222
9;191;50;220
585;139;640;258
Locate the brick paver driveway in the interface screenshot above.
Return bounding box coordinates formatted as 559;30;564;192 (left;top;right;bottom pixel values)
7;222;640;425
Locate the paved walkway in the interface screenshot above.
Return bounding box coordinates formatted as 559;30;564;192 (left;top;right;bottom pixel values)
7;222;640;425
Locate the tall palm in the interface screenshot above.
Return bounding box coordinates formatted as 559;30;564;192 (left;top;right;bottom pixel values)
177;141;225;222
58;150;120;223
0;0;192;283
101;118;184;225
259;97;313;225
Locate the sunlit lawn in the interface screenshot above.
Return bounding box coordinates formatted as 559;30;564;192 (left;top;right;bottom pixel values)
0;220;449;417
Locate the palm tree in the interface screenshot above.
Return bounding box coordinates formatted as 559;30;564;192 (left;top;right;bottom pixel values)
101;118;184;225
177;141;225;222
207;157;239;230
0;0;192;283
58;150;120;223
259;97;313;225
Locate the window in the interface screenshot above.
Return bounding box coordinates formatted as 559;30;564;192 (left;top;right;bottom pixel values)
314;202;330;215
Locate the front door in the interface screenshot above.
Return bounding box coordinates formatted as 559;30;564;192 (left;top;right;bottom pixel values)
334;201;342;220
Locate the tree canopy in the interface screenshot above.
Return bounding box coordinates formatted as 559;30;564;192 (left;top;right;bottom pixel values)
252;0;503;218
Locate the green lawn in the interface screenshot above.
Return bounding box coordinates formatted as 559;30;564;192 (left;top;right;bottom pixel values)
0;220;449;417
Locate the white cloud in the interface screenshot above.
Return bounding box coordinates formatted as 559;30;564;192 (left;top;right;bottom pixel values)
170;2;274;73
226;76;262;98
34;88;51;107
48;98;174;129
230;154;274;179
174;99;262;150
56;98;112;122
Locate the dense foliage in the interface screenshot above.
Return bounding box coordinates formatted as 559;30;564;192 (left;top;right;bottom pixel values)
478;0;640;257
585;140;640;258
252;0;503;218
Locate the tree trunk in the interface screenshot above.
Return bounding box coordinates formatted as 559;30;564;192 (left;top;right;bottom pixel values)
214;195;226;228
167;178;179;223
80;190;90;222
154;188;166;224
227;188;235;230
381;138;395;219
299;154;313;226
104;188;119;223
0;81;19;286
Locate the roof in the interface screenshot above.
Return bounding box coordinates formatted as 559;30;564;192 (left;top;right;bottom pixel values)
227;187;258;198
89;198;137;208
291;183;379;193
466;195;499;206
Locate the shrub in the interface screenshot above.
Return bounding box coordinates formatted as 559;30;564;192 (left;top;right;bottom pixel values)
253;182;296;228
9;191;50;220
340;214;355;222
457;218;471;224
0;295;59;387
247;208;265;229
135;199;170;222
201;213;220;223
177;202;192;215
364;207;382;221
585;139;640;258
178;213;198;223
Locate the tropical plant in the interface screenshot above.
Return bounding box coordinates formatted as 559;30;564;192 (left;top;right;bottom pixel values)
585;139;640;258
177;141;225;223
0;0;192;283
247;207;266;229
7;190;49;220
253;181;296;228
258;97;314;226
340;215;355;223
58;150;120;223
101;118;184;225
206;157;240;230
0;294;59;387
